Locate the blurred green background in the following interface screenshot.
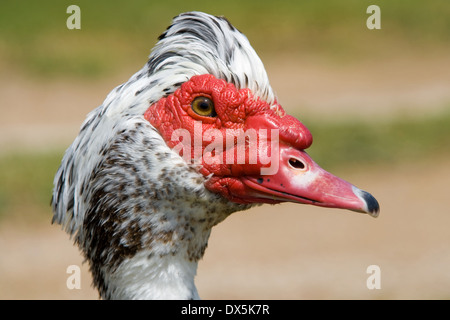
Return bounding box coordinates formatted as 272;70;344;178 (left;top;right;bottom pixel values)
0;0;450;299
1;0;449;77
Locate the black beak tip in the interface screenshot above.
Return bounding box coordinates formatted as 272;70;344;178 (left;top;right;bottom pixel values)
361;190;380;217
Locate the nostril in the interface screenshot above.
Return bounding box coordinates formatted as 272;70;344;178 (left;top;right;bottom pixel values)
288;158;306;170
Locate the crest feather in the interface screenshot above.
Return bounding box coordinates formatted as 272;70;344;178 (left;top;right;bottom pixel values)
147;11;276;104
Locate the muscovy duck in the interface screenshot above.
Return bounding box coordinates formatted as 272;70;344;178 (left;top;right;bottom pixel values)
52;11;379;300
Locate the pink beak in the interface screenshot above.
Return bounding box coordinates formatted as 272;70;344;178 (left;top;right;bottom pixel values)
242;144;380;217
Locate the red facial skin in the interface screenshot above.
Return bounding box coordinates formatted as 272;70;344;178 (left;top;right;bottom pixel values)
144;74;378;216
144;74;312;204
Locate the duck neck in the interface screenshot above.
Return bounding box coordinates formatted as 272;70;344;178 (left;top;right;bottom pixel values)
106;249;202;300
91;209;216;300
77;126;253;299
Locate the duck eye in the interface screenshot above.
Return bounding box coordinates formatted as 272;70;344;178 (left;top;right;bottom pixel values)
191;96;216;117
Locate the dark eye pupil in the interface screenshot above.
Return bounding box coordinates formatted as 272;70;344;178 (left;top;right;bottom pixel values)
199;101;210;110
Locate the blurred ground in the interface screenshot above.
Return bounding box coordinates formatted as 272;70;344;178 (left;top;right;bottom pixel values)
1;53;450;299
